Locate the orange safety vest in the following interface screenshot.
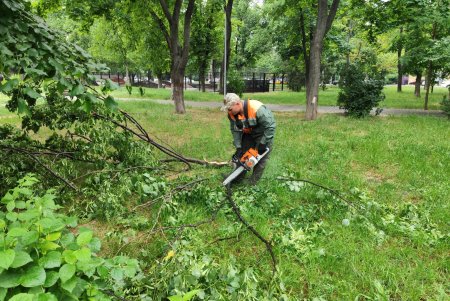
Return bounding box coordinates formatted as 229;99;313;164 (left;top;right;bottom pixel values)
228;99;263;133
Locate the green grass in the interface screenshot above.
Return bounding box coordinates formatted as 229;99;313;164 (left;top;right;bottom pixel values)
109;85;448;110
117;102;449;299
1;96;449;299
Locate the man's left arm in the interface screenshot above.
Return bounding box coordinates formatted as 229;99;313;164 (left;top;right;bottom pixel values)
256;107;276;148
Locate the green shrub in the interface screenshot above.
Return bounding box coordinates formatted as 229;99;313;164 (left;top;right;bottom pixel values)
227;70;245;97
441;95;450;118
0;175;140;300
337;64;385;118
287;70;305;92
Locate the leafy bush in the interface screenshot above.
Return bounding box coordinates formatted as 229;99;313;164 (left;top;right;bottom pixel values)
441;95;450;118
227;70;245;97
0;175;140;300
337;64;385;117
287;70;305;92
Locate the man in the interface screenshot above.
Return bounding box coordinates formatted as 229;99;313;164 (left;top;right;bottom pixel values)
221;93;276;184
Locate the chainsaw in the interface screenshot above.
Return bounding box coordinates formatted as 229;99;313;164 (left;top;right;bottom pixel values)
222;147;270;186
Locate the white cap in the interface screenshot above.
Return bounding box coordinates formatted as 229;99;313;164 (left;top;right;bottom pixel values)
221;93;241;111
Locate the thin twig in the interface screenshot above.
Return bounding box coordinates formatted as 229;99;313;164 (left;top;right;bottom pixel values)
277;177;358;209
225;186;277;276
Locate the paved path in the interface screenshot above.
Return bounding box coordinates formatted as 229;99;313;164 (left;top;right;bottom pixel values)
116;98;445;117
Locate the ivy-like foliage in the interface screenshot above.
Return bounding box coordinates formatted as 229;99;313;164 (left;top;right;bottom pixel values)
0;175;140;300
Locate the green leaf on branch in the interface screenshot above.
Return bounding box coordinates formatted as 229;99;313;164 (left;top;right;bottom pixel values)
77;230;93;246
9;293;33;301
24;87;42;99
24;68;47;76
0;78;19;93
43;271;59;288
59;264;76;283
74;247;91;262
104;96;118;111
60;276;79;293
20;265;46;287
0;271;21;288
40;251;62;268
17;98;31;116
70;84;85;97
0;249;15;269
10;251;32;268
35;293;58;301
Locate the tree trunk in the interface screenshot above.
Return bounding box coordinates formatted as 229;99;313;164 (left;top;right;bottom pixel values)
171;66;186;113
305;0;340;120
424;63;432;110
306;40;323;119
220;0;233;94
424;22;437;110
397;27;403;92
125;65;130;85
157;73;163;88
414;72;421;97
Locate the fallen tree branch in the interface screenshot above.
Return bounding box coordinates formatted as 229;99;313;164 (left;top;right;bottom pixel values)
1;145;78;191
71;165;164;182
94;110;193;168
225;186;277;276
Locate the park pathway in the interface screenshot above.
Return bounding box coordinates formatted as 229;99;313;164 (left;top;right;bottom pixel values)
116;98;445;117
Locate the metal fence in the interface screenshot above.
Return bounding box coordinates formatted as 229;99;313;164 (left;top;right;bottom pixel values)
92;71;290;93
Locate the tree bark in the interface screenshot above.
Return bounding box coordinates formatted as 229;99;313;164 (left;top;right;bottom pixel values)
424;63;432;110
219;0;233;94
305;0;340;120
414;72;421;97
424;22;437;110
397;27;403;92
171;66;186;113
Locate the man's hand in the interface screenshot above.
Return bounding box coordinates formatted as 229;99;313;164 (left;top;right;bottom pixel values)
258;144;267;154
232;148;242;162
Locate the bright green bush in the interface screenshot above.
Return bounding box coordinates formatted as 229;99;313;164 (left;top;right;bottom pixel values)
0;175;140;300
227;70;245;97
337;64;385;117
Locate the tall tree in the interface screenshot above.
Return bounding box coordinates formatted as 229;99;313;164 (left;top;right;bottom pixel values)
305;0;340;120
189;0;222;91
148;0;195;113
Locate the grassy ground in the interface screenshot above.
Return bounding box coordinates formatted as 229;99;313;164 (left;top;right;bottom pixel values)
109;85;448;110
113;101;449;299
1;96;449;299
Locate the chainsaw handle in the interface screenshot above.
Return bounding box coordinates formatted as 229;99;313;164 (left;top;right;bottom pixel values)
256;147;270;159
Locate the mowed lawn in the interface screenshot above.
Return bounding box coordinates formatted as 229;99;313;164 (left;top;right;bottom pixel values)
0;94;449;299
108;84;449;110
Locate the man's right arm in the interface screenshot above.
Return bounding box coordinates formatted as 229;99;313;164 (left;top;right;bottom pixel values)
228;117;243;148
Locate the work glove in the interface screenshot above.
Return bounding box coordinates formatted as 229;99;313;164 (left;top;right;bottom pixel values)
258;144;267;155
232;148;242;163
